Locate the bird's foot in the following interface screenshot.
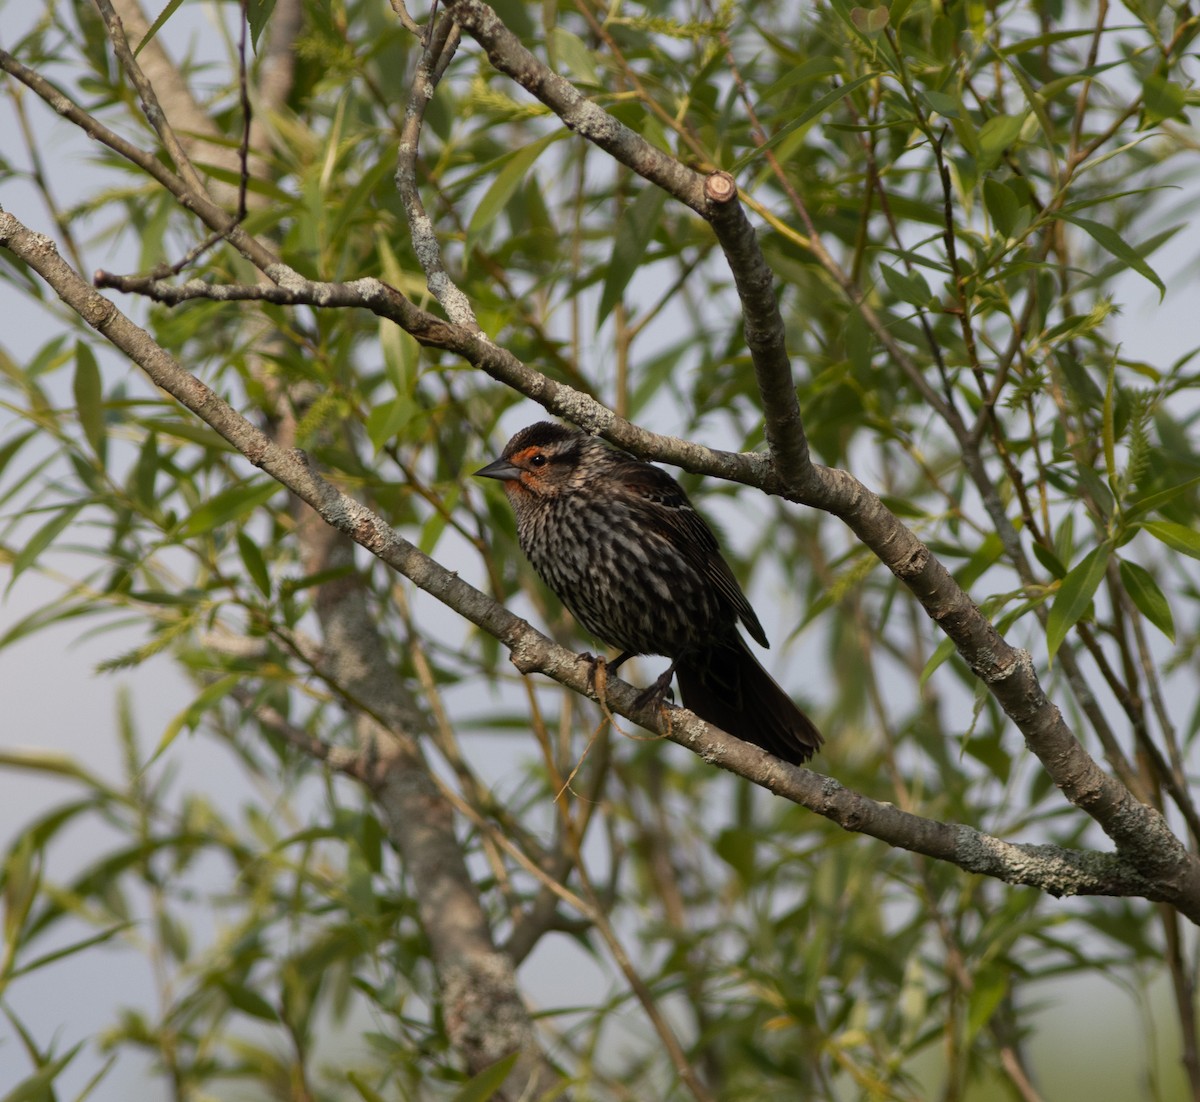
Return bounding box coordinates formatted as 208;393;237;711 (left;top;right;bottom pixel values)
631;662;678;711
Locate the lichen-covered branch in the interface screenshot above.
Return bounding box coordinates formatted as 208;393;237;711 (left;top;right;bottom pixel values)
4;208;1198;924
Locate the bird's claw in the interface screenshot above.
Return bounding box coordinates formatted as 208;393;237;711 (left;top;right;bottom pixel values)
631;666;677;712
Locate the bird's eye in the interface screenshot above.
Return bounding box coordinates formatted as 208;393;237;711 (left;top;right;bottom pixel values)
529;453;547;467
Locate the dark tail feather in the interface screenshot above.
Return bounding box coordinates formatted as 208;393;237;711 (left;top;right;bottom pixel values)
676;638;823;765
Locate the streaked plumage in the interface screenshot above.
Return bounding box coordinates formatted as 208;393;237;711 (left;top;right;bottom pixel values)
476;422;822;765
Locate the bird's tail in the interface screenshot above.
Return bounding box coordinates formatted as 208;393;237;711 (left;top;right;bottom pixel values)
676;637;823;765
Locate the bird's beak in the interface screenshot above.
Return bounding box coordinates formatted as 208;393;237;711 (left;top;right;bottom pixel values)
474;456;522;481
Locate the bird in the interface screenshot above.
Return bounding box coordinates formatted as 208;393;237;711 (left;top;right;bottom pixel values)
475;421;823;765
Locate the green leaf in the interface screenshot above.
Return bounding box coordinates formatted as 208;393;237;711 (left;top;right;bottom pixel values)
1031;541;1067;580
74;341;106;465
918;89;961;120
238;532;271;598
1046;545;1111;661
467;133;563;248
731;72;878;172
715;827;758;884
152;674;242;763
366;396;417;453
966;968;1008;1043
976;113;1026;172
1142;74;1186;128
0;1040;83;1102
597;186;668;326
10;923;134;979
1102;356;1116;486
450;1052;520;1102
1142;520;1200;561
220;979;279;1021
179;479;279;538
1124;476;1200;520
1059;213;1165;298
760;56;842;103
133;0;186;55
920;636;957;686
246;0;278;51
8;502;85;587
347;1072;388;1102
983;178;1021;238
879;263;932;307
850;6;889;35
1118;559;1174;642
0;429;34;485
550;27;599;85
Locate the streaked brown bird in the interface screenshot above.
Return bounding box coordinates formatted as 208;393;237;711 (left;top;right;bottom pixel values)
475;421;822;764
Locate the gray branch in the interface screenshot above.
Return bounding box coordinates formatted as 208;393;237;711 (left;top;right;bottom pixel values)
4;208;1198;923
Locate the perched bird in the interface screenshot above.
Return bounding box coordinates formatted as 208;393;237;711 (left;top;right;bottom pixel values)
475;421;822;764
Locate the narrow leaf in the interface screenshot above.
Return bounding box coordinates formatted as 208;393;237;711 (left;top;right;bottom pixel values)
1118;559;1174;642
134;0;186;55
151;674;242;764
237;532;271;598
1046;545;1111;661
731;72;878;171
1124;476;1200;520
1060;213;1165;298
1142;520;1200;561
920;636;957;686
179;480;279;538
880;263;932;308
983;177;1019;237
597;186;668;326
246;0;278;50
74;341;106;464
467;133;562;247
9;502;85;587
1142;74;1186;127
450;1052;520;1102
1102;357;1116;486
976;113;1025;171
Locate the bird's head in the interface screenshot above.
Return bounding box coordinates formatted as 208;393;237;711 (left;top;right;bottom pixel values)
475;422;598;502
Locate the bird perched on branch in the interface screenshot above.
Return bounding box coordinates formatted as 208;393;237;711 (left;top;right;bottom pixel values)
476;421;822;765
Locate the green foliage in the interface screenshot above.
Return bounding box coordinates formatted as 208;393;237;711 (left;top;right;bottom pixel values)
2;0;1200;1099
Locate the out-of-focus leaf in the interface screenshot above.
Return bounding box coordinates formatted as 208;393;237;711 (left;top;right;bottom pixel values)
152;675;242;763
238;532;271;598
0;1039;83;1102
179;480;279;538
976;113;1025;171
1060;213;1165;297
732;72;878;171
597;185;668;327
1143;520;1200;560
880;263;932;307
450;1052;520;1102
920;636;958;686
467;133;563;248
1142;74;1187;127
74;341;106;465
966;968;1008;1043
8;502;85;587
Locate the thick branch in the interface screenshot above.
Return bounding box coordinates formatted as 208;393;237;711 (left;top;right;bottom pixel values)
76;261;1198;889
5;208;1199;922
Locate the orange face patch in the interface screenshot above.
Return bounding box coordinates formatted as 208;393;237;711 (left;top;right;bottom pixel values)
507;446;550;491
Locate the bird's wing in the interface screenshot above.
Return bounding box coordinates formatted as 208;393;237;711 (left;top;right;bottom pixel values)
619;461;770;648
